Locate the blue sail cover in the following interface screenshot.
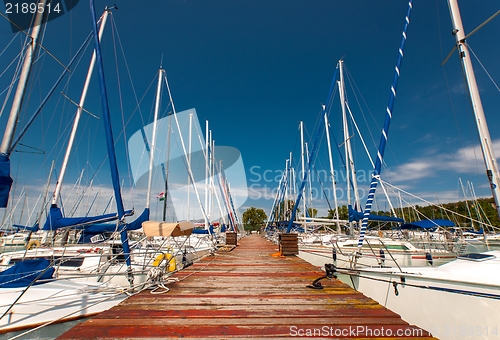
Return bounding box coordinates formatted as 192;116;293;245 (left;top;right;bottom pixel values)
400;219;455;230
125;207;149;231
192;225;215;234
42;205;134;231
76;208;149;243
12;223;39;232
348;205;404;223
466;227;484;234
0;259;54;288
0;154;13;208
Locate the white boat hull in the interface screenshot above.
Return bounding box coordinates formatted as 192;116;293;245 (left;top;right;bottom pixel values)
0;279;126;334
344;251;500;340
299;245;456;268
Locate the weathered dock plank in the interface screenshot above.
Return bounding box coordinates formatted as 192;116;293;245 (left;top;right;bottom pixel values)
58;235;437;339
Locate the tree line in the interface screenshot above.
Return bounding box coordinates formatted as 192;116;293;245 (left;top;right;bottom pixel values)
242;197;499;231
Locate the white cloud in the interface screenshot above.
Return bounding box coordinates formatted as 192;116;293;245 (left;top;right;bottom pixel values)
384;139;500;184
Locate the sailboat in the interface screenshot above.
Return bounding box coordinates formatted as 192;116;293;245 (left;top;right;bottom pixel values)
337;1;500;339
0;0;135;334
0;258;126;335
276;57;458;268
0;6;148;288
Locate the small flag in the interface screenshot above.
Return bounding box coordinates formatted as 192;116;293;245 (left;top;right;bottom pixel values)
156;192;165;201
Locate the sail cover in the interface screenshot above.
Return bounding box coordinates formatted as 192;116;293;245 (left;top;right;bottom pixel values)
400;219;455;230
42;205;134;231
348;205;404;223
0;259;54;288
142;220;195;237
0;154;13;208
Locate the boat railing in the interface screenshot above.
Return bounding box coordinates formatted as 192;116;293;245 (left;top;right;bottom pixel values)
374;238;403;272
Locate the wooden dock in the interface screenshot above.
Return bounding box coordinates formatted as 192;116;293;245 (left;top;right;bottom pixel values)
58;234;437;339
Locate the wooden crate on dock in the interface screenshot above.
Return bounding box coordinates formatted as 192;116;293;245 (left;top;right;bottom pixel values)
225;232;238;246
279;233;298;255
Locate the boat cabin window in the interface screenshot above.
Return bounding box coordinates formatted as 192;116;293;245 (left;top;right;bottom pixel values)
457;253;496;262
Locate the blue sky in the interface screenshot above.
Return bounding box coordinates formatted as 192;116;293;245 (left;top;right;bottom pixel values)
1;0;500;225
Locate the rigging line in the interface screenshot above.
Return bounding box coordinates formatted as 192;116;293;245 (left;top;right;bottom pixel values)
343;65;380;156
0;31;20;57
110;14;134;195
467;43;500;92
311;163;332;212
0;42;26;117
76;75;157;203
338;269;500;301
0;36;22;81
109;14;147;129
382;178;498;231
11;30;94;155
0;57;20;96
357;0;414;250
13;143;45;154
0;12;69;72
441;9;500;66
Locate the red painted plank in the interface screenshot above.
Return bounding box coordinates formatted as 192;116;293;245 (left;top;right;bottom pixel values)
57;235;437;339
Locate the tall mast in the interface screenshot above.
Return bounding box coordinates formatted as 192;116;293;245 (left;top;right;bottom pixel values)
339;60;360;234
205;120;209;227
357;1;413;250
89;0;132;287
163;74;210;226
146;69;164;209
0;0;47;153
300;121;306;217
324;113;340;233
447;0;500;220
51;9;110;206
0;0;47;207
187;112;193;220
305;142;314;219
286;67;339;233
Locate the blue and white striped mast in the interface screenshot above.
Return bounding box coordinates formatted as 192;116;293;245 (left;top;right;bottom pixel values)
356;1;413;251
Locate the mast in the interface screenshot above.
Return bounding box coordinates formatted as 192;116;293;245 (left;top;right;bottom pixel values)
205;120;209;227
208;130;213;225
356;1;413;250
0;0;47;207
300;122;307;218
187;112;193;220
447;0;500;220
51;9;110;206
339;59;361;235
305;142;314;220
146;69;164;209
163;73;210;226
286;67;339;233
324;113;340;233
163;115;172;221
89;0;132;284
284;159;289;218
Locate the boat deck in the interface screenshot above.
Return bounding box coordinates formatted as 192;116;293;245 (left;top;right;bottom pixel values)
58;234;437;339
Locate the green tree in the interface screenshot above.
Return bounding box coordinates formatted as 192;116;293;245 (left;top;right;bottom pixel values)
243;207;267;231
327;205;348;220
307;207;318;218
273;200;297;221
